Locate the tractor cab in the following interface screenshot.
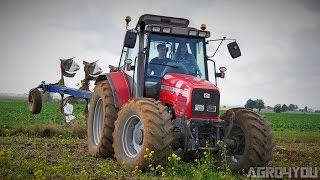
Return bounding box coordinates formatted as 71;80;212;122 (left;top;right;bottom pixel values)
117;14;239;100
144;33;209;99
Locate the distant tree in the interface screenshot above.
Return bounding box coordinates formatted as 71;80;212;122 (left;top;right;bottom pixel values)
274;104;282;113
304;106;308;112
266;106;273;110
288;104;299;111
255;99;265;112
245;99;256;109
281;104;288;112
288;104;295;111
315;110;320;113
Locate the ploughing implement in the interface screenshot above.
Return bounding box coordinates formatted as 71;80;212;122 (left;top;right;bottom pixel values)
28;57;102;121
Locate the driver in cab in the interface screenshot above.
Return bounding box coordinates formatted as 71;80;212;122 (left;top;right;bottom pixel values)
173;43;202;77
147;43;172;76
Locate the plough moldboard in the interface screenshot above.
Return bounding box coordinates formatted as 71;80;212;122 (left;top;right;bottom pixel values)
28;57;102;122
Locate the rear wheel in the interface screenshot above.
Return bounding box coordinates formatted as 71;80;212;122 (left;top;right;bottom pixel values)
221;108;274;172
113;98;174;170
87;80;118;157
28;88;42;114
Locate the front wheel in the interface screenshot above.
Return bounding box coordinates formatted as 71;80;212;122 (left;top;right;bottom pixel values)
112;98;174;170
221;108;274;172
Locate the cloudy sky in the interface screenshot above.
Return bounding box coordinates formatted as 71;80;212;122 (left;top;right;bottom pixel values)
0;0;319;109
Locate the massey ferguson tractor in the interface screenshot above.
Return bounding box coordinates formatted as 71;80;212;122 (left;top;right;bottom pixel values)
87;14;274;172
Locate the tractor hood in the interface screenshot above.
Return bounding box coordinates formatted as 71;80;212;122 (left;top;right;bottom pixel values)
161;73;219;91
159;73;220;120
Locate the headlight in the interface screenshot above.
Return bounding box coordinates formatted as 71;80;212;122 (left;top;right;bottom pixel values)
195;104;205;111
163;27;171;33
198;31;207;37
152;26;161;32
207;105;216;112
189;30;197;36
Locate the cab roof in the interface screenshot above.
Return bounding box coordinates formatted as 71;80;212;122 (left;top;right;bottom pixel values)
136;14;190;28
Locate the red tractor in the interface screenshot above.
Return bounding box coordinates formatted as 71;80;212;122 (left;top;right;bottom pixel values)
87;14;274;172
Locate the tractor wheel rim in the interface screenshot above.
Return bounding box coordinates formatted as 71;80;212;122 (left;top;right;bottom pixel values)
122;115;144;158
93;98;104;146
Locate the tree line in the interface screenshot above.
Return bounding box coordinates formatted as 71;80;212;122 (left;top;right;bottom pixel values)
273;104;299;113
244;99;314;113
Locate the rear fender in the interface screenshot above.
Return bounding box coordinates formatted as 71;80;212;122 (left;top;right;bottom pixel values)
95;72;132;108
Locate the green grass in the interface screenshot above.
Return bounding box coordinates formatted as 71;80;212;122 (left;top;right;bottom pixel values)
1;100;320;179
274;131;320;143
2;100;319;132
262;112;320;131
0;100;86;126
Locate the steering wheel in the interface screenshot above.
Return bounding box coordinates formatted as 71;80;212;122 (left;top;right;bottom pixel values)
196;71;203;78
161;62;189;77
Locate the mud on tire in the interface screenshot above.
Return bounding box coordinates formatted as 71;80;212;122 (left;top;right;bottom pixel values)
87;80;118;157
112;98;174;170
28;88;42;114
221;108;274;172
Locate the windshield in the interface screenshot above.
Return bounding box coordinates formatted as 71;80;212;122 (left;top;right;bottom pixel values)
146;33;206;80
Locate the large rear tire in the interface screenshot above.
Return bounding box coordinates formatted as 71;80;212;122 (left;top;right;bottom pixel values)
221;108;274;172
113;98;174;170
28;88;42;114
87;80;118;157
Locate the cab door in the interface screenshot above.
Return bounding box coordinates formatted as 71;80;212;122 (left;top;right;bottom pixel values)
118;34;139;98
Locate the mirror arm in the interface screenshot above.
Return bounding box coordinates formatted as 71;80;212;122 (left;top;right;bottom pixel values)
215;72;225;78
207;37;236;42
207;37;225;58
206;37;238;58
215;72;222;77
207;58;218;86
118;47;125;68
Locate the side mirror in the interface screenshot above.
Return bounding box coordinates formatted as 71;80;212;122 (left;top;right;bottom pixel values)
124;31;137;48
227;41;241;59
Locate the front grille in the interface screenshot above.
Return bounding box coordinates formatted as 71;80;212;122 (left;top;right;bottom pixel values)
191;89;220;117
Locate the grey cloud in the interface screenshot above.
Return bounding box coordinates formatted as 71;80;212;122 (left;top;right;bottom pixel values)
293;0;320;13
193;1;320;108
